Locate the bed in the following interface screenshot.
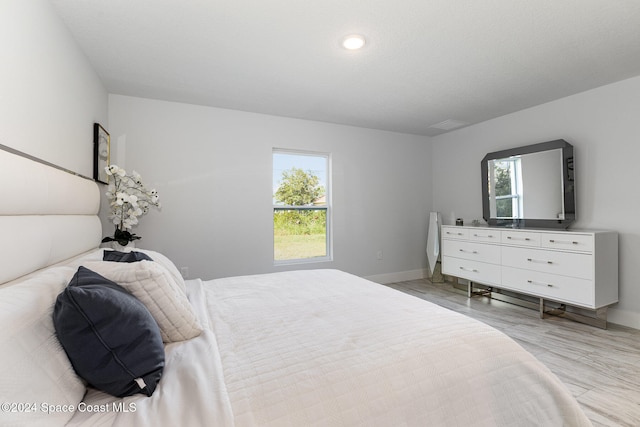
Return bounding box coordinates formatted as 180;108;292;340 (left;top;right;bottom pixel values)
0;148;592;426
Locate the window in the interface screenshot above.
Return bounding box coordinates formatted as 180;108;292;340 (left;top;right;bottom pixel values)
273;149;331;264
489;157;523;218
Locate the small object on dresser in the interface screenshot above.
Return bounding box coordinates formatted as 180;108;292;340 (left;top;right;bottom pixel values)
455;218;464;226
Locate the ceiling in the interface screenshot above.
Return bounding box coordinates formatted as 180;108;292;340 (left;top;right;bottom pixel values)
50;0;640;137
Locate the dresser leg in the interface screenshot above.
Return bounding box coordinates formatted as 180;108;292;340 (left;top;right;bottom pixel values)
540;298;608;329
539;298;544;319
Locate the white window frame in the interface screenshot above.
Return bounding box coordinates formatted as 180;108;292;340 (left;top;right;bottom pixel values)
491;157;523;219
272;148;332;265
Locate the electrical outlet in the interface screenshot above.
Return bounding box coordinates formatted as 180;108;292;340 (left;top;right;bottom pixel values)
180;267;189;279
376;250;383;260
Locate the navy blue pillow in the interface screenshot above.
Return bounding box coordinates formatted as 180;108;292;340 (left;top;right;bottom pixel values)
53;266;164;397
103;250;153;263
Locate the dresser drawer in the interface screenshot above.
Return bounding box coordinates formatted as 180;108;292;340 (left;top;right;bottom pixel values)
502;246;592;280
442;257;501;286
501;230;541;247
469;229;500;243
443;240;500;264
502;267;594;307
541;233;593;253
442;227;469;240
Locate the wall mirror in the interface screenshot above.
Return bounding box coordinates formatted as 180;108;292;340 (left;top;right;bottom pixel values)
481;139;575;229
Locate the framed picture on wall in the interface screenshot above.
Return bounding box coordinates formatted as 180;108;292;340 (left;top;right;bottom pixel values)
93;123;110;184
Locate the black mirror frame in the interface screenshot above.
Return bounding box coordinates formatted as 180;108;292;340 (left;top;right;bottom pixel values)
481;139;575;229
93;123;110;185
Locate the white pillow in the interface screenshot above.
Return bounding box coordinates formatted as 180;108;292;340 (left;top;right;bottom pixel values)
0;266;85;427
129;249;187;294
83;261;202;343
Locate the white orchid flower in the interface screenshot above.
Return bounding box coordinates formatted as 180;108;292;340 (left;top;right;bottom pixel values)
132;171;143;184
105;165;119;176
115;192;127;205
102;165;160;239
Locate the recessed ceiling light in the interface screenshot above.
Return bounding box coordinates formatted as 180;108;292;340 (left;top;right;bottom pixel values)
342;34;366;50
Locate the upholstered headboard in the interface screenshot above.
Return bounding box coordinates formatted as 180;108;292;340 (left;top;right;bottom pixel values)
0;147;102;284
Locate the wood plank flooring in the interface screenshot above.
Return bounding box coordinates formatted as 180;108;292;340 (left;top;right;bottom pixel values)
385;278;640;427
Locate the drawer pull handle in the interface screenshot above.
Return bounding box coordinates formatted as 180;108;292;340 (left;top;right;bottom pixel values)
459;249;478;254
507;236;531;241
459;267;479;273
473;234;494;238
527;280;553;288
548;239;578;245
527;258;553;264
446;232;464;236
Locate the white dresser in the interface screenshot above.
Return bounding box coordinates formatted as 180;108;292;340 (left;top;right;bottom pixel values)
441;225;618;327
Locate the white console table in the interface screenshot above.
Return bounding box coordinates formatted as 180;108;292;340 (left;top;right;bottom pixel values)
441;225;618;328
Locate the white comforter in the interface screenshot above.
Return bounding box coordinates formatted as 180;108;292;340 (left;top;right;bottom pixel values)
69;269;591;426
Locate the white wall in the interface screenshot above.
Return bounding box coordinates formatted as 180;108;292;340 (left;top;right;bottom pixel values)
0;0;107;176
432;76;640;328
108;95;432;281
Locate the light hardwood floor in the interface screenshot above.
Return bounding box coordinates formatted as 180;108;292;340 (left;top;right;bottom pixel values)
385;278;640;427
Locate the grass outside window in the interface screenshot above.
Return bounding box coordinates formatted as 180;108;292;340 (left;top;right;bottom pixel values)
273;209;326;261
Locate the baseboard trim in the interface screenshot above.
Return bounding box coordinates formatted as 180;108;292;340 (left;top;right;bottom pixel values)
364;269;428;285
606;307;640;330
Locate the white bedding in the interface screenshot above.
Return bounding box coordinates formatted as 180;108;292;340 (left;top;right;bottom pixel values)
66;269;590;427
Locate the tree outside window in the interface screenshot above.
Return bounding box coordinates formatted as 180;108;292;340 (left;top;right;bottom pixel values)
491;158;522;218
